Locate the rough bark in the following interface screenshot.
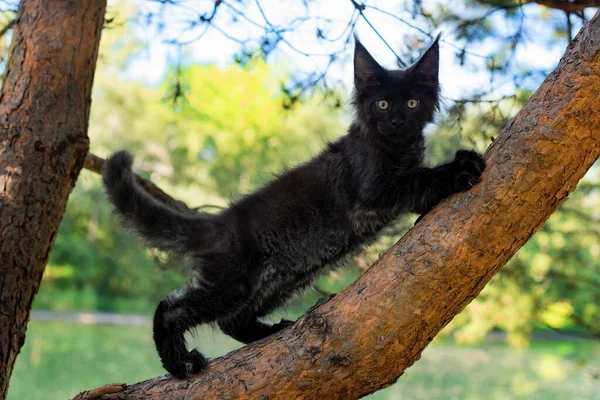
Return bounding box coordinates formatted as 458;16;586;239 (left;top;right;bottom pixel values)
0;1;106;399
75;10;600;400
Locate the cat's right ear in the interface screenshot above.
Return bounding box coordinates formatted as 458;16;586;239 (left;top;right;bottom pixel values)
354;35;385;91
406;34;441;89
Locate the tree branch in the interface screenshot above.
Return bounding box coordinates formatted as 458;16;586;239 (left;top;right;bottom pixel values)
524;0;600;13
72;384;127;400
76;11;600;400
0;18;14;39
566;10;574;42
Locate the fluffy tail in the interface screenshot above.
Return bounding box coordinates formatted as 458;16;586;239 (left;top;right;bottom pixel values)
102;151;200;254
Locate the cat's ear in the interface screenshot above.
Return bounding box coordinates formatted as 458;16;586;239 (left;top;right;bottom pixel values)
407;34;441;88
354;35;385;91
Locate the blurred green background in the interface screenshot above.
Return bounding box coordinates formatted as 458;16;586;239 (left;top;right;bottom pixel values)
2;0;599;398
8;321;600;400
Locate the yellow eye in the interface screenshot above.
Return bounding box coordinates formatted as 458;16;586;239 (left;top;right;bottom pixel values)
376;100;389;110
407;99;419;109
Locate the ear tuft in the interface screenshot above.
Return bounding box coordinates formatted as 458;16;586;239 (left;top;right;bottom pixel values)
354;37;385;91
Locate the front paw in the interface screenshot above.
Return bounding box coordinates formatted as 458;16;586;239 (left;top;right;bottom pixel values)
452;150;485;191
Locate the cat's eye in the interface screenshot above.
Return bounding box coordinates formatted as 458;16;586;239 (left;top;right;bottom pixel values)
376;100;389;110
407;99;419;109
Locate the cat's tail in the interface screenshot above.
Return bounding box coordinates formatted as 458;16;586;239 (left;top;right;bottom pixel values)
102;150;200;254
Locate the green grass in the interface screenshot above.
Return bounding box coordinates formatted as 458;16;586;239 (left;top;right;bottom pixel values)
32;286;161;315
8;321;600;400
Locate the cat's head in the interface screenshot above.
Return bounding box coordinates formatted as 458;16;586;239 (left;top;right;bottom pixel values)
352;35;440;140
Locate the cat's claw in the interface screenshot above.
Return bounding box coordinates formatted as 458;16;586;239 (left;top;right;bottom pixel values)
167;349;209;380
452;150;485;192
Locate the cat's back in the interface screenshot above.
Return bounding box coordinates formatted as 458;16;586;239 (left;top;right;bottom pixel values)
227;146;354;264
231;150;338;226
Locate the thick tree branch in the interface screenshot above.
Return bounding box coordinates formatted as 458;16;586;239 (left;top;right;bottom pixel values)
77;11;600;400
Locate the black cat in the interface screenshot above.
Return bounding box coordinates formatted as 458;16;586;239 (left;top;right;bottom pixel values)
102;35;485;379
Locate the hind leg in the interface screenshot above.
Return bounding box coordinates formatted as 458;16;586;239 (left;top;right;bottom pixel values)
153;282;248;379
153;296;207;379
219;291;296;344
218;315;293;344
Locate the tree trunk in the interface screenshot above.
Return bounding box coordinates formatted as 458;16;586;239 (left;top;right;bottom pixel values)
0;1;106;399
83;10;600;400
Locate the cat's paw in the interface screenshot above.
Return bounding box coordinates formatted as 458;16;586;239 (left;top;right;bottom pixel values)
167;349;209;379
452;150;485;192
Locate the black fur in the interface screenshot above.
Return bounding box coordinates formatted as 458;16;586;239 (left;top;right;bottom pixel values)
102;36;485;379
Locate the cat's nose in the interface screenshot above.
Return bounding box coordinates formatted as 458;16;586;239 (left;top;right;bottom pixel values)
391;117;405;126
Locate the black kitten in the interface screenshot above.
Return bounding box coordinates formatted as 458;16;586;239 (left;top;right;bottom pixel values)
102;35;485;379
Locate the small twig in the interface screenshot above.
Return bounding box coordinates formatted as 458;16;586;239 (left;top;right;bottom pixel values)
350;0;406;66
566;11;574;42
84;153;194;214
72;383;127;400
365;4;493;61
0;18;15;39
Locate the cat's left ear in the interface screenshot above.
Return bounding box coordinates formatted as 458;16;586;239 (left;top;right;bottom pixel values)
407;33;441;88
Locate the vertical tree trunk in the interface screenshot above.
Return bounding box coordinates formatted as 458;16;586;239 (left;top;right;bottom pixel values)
0;1;106;398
